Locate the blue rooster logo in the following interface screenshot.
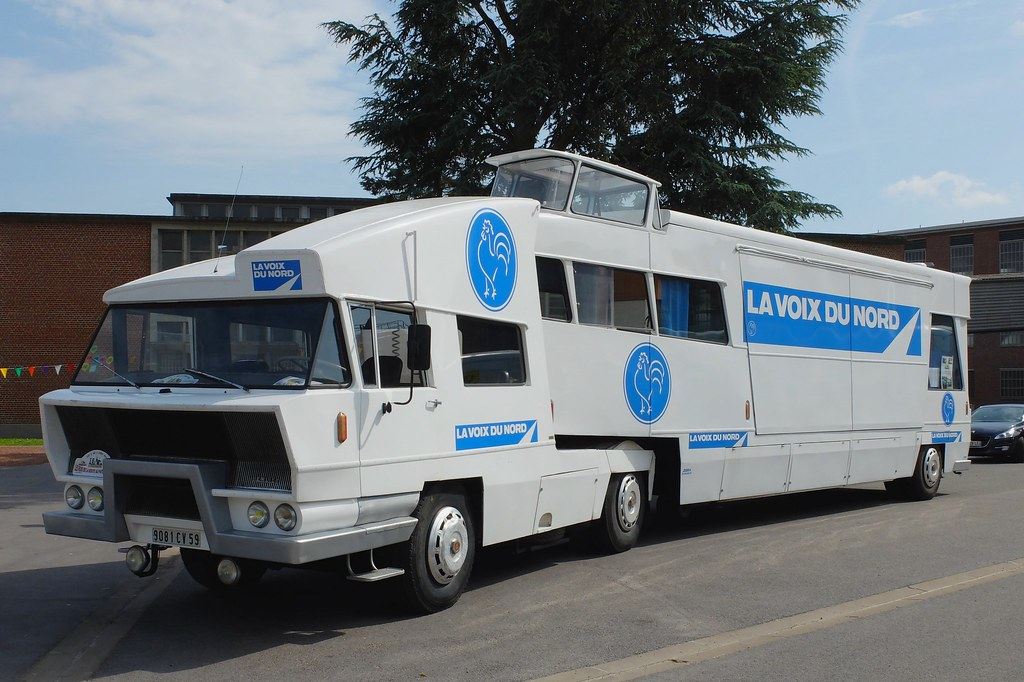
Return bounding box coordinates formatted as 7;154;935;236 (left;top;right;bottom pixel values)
466;209;517;311
624;343;671;424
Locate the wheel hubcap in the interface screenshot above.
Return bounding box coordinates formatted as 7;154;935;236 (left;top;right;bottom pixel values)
427;506;467;585
616;475;642;531
922;448;941;488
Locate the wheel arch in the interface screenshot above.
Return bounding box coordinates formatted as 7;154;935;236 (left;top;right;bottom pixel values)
422;477;483;543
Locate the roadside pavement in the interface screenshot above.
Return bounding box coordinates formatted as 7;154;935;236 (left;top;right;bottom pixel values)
0;446;47;467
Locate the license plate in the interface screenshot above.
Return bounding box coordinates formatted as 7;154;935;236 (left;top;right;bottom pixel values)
970;440;983;448
152;526;204;548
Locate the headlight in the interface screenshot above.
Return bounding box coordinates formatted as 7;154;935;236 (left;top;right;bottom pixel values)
86;487;104;511
65;485;84;510
247;501;270;528
996;425;1023;440
274;504;297;531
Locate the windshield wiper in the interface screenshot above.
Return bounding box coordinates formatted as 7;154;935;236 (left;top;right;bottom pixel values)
183;368;250;392
91;358;140;389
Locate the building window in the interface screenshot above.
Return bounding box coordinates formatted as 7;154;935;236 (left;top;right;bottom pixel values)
158;229;284;270
309;207;329;221
1001;369;1024;400
231;204;253;220
999;230;1024;273
904;239;926;263
207;203;229;219
1001;331;1024;347
949;235;973;275
160;230;184;269
281;206;301;220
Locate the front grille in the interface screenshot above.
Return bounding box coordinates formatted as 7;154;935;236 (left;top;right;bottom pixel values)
56;406;291;491
123;476;201;520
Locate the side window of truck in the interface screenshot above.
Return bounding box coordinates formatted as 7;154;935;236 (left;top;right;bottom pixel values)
929;314;963;390
457;315;526;385
536;257;571;322
654;274;728;344
349;303;424;388
573;262;650;332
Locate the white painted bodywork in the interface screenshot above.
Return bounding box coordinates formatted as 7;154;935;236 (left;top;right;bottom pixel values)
39;149;970;564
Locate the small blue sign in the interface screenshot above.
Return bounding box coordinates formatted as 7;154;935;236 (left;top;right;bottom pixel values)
623;343;671;424
466;209;517;311
942;392;956;426
455;419;538;451
931;430;962;444
252;260;302;291
688;431;749;449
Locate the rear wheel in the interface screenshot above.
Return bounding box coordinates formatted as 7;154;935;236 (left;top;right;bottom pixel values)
180;549;267;590
592;473;646;553
401;491;476;614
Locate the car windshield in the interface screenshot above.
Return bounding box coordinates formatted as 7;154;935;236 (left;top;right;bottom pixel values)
973;405;1024;422
73;298;351;389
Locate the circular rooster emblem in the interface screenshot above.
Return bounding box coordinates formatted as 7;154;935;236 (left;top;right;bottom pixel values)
624;343;671;424
466;208;517;311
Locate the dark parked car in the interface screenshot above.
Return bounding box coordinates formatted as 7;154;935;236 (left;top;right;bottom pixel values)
970;404;1024;461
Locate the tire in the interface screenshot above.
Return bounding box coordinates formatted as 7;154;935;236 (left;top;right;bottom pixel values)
1011;438;1024;463
401;491;476;614
180;549;267;590
592;473;646;553
903;446;943;501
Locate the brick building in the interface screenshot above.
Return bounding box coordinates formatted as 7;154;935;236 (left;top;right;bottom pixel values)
0;194;374;436
878;216;1024;407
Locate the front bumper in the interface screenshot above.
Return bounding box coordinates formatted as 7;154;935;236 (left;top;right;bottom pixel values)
968;437;1014;458
42;458;415;564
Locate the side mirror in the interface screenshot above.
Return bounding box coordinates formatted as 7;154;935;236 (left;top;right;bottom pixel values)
407;324;431;371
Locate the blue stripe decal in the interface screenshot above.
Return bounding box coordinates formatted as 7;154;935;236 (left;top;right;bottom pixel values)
688;431;749;449
743;281;921;356
931;430;962;444
455;420;538;451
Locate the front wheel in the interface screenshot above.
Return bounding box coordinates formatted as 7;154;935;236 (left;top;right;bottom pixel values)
401;491;476;614
888;446;942;501
592;473;646;553
1011;438;1024;463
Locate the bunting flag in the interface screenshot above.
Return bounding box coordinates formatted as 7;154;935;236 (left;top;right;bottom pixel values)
0;362;77;380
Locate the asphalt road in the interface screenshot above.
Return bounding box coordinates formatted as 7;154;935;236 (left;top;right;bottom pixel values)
4;457;1023;682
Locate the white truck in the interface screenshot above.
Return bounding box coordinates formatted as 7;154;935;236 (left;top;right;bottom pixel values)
40;149;971;612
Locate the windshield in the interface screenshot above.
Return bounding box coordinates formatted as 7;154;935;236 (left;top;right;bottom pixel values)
973;405;1024;422
491;157;575;210
73;298;351;389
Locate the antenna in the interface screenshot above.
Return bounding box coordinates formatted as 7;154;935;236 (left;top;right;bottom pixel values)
213;165;244;273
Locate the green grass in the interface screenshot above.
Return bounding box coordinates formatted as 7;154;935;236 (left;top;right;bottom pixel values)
0;438;43;446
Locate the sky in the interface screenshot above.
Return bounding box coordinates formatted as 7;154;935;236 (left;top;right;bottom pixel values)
0;0;1021;235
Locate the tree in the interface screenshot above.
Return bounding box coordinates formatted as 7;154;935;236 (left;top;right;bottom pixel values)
324;0;859;232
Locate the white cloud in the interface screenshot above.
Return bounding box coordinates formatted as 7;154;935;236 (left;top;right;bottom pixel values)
885;171;1010;209
1011;20;1024;38
885;10;933;28
0;0;382;162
